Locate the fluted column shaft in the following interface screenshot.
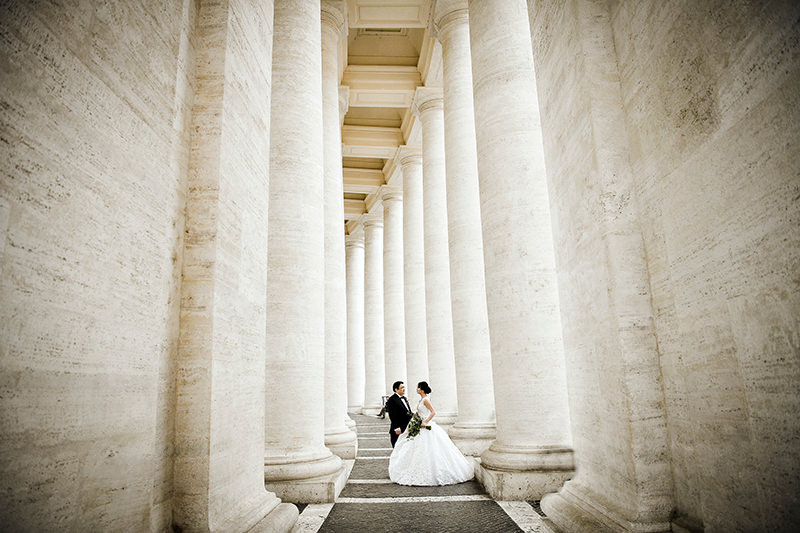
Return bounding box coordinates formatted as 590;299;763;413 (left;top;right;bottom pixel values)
321;1;357;459
468;0;574;499
265;0;341;487
345;231;365;412
362;217;385;414
434;2;496;454
382;189;407;392
399;148;429;393
414;89;458;426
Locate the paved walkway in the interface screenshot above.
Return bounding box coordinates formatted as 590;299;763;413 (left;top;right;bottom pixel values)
291;413;547;533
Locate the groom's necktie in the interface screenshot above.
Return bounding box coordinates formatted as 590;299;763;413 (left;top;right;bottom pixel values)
401;396;410;412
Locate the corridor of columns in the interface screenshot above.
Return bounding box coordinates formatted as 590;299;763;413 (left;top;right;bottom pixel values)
1;1;798;532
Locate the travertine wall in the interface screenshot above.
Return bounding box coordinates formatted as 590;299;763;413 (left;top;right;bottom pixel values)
533;0;800;530
612;1;800;530
0;1;196;530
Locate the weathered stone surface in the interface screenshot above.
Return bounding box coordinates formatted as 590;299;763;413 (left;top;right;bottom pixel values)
531;0;800;531
0;1;196;529
468;0;574;501
264;0;342;491
614;2;800;530
174;0;290;531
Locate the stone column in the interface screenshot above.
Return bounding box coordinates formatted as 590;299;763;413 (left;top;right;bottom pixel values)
398;146;429;394
321;0;357;460
529;2;674;531
345;228;365;413
468;0;574;499
433;0;496;455
382;187;407;393
362;215;386;415
338;84;358;434
174;1;296;529
265;0;344;503
414;87;458;427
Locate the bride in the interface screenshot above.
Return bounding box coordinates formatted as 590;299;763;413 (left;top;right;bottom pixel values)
388;381;474;485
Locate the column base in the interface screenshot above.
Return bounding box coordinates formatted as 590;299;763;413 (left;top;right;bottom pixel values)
345;415;357;431
448;423;496;456
246;502;299;533
361;404;382;416
476;442;574;500
476;463;572;500
434;412;457;429
325;426;358;459
264;459;351;504
541;482;671;533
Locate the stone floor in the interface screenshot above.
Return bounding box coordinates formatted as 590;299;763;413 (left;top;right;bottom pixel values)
290;413;547;533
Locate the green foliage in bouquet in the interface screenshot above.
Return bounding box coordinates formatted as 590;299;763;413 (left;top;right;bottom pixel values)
406;413;432;439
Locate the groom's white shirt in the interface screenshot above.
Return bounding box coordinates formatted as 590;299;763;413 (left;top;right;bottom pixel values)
393;392;411;433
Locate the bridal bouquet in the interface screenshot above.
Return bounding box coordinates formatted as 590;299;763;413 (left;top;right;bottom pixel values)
406;413;432;439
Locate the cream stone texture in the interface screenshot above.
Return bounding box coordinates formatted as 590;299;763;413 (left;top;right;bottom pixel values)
264;0;343;503
321;0;358;460
399;147;430;393
175;0;295;530
434;0;496;456
468;0;574;500
414;87;459;427
1;0;798;530
362;216;386;414
1;1;193;530
381;187;407;393
345;229;366;412
529;0;800;531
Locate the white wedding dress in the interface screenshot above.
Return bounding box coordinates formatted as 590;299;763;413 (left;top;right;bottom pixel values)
388;397;474;485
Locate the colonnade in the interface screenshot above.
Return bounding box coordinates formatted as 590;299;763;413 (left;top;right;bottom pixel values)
207;0;648;525
343;0;573;502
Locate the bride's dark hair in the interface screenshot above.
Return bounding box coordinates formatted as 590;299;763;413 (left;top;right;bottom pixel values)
417;381;432;394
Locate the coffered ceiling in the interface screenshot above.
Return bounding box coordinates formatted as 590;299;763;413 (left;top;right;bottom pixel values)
340;1;439;229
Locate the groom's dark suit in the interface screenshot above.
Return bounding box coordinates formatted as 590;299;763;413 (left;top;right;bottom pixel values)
386;393;413;447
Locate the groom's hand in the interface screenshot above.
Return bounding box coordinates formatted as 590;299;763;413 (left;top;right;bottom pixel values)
395;428;401;435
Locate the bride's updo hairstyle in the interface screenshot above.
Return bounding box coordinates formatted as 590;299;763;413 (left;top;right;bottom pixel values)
417;381;432;394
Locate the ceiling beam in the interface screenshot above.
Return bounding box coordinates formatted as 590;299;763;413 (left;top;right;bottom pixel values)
342;125;404;159
342;66;421;108
344;198;366;220
343;167;384;195
347;0;431;28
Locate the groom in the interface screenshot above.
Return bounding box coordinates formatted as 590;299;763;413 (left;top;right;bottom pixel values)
385;381;413;447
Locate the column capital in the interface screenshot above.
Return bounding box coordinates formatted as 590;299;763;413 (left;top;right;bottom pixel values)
338;85;350;120
321;1;347;38
433;0;469;40
345;233;365;248
413;86;444;117
380;186;403;203
396;145;423;168
363;215;383;229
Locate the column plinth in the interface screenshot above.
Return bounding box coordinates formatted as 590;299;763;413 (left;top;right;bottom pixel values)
362;216;385;415
265;0;344;502
467;0;574;499
382;188;407;394
321;0;357;460
414;87;458;427
434;0;496;455
398;146;430;396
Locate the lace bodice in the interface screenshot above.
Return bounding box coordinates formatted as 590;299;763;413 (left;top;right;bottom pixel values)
416;397;432;419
